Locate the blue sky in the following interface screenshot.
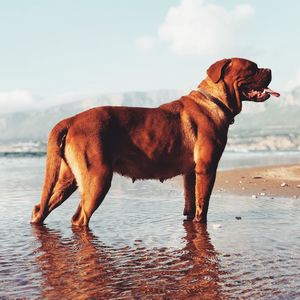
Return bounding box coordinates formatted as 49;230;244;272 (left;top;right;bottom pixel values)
0;0;299;112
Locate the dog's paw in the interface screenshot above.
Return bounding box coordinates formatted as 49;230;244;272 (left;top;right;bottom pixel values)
193;216;207;224
183;207;195;221
30;204;43;224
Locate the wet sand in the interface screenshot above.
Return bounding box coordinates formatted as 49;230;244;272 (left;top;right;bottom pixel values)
215;164;300;198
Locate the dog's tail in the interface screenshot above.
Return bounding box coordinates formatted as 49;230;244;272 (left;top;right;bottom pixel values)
37;119;71;220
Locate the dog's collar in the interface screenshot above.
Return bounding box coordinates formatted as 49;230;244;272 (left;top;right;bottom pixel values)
193;88;235;125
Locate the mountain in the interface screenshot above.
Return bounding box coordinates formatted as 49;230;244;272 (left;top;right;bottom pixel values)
1;87;300;152
0;90;183;143
227;86;300;151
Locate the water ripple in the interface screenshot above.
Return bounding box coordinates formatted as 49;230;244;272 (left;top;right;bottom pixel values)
1;157;300;299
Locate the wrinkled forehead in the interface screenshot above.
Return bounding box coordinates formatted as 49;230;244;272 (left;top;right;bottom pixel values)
230;58;258;73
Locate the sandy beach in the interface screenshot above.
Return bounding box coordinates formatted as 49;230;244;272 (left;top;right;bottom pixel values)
215;164;300;198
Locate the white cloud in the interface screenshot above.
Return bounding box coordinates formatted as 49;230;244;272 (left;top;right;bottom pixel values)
285;69;300;90
135;35;156;51
137;0;254;56
0;90;36;114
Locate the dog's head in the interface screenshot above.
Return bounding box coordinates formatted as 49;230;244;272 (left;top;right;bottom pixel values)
205;58;280;114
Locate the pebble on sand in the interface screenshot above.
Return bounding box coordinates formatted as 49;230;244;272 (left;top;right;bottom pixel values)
281;182;288;187
212;224;222;229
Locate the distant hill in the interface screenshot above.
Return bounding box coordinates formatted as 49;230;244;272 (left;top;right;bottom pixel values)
227;86;300;151
1;87;300;151
0;90;183;143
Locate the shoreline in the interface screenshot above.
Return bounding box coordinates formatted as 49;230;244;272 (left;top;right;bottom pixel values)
215;164;300;198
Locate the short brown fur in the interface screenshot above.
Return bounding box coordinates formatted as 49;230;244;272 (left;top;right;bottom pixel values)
31;58;277;226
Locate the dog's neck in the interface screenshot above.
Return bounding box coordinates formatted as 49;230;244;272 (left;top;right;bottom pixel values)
193;87;235;125
197;77;242;116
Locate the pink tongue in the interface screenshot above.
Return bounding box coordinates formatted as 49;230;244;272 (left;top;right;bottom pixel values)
264;88;280;97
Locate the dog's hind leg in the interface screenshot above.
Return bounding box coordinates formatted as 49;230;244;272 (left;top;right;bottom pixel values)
72;164;112;227
46;160;77;213
31;160;77;223
31;121;71;224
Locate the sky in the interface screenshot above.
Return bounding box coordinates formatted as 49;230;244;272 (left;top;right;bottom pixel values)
0;0;300;113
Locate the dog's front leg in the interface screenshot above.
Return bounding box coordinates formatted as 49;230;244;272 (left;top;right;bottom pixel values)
193;163;217;223
183;171;196;220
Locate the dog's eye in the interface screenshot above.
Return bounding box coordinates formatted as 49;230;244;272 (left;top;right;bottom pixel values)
243;64;258;78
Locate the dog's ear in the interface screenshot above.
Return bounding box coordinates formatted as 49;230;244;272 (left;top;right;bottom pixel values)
207;58;231;83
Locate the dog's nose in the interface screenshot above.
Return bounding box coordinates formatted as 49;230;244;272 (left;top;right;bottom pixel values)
265;68;272;81
265;68;272;76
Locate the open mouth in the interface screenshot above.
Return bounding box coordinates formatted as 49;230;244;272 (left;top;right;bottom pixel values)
242;87;280;102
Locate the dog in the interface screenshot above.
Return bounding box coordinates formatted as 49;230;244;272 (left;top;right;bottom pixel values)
31;58;280;226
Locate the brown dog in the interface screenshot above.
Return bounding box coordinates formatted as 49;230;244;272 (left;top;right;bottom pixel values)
31;58;280;226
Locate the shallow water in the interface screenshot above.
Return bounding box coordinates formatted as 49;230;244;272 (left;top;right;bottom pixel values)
1;154;300;299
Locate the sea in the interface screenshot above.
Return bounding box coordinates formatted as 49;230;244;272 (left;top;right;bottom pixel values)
1;150;300;299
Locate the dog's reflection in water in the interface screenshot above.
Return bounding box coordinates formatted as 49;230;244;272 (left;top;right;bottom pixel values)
32;226;113;299
32;223;224;299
